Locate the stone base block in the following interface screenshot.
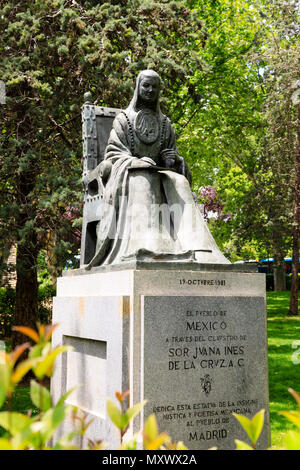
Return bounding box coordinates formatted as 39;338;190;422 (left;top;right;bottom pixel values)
51;267;270;450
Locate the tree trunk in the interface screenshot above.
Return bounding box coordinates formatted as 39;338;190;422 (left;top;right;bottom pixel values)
273;254;286;291
12;234;39;348
11;90;40;347
289;236;299;315
288;102;300;315
45;230;59;287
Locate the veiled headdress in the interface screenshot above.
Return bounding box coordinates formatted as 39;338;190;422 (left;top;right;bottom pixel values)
126;70;162;116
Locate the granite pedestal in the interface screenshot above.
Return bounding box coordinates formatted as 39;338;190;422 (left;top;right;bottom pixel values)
51;262;270;450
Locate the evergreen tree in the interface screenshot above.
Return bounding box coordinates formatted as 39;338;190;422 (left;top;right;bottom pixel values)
0;0;204;345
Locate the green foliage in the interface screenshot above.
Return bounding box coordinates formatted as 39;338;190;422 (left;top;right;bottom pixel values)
1;292;299;450
2;0;298;327
106;397;146;438
0;286;55;339
265;290;300;447
0;0;211;332
233;388;300;451
0;323;189;450
0;287;16;338
30;380;51;412
37;250;56;289
0;0;205;256
277;389;300;450
0;324;92;449
233;409;265;449
2;318;300;450
174;0;299;267
105;389;188;450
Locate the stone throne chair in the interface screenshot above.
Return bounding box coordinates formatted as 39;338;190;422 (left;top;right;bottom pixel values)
80;91;230;269
80;92;121;267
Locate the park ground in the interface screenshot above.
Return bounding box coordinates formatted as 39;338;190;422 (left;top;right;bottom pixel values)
1;290;300;449
267;291;300;448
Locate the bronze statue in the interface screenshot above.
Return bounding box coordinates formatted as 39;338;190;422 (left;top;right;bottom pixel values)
86;70;229;268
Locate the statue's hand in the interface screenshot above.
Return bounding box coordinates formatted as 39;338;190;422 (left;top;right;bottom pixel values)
99;160;112;182
141;157;156;165
160;149;180;169
131;158;152;168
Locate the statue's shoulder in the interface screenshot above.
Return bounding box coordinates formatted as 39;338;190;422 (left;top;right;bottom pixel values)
112;110;130;132
114;110;127;123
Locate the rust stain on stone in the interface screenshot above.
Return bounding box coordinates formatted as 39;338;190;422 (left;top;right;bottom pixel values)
78;297;84;318
118;296;130;317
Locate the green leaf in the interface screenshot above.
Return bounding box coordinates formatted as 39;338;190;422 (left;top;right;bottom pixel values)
143;414;170;450
0;438;14;450
34;345;71;379
285;430;300;450
0;412;32;435
234;439;254;450
56;386;78;407
30;379;52;412
233;413;252;438
0;363;11;392
279;410;300;430
120;435;138;450
29;342;51;359
53;430;79;450
143;413;158;443
39;404;74;444
11;358;39;384
250;409;265;445
11;424;39;450
106;399;123;429
0;385;7;409
122;400;147;429
233;409;265;446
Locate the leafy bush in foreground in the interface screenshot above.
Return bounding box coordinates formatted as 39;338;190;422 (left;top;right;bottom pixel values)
0;323;299;450
0;324;186;450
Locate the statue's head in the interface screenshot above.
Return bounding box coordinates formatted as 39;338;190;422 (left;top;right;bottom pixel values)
137;70;160;105
128;70;161;113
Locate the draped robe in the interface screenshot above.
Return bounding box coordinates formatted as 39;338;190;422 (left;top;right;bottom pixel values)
87;78;229;268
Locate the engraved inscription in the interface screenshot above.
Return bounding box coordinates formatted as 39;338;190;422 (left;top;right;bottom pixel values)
143;295;268;450
179;278;226;286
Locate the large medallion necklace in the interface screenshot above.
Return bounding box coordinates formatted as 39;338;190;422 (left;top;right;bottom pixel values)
134;109;159;145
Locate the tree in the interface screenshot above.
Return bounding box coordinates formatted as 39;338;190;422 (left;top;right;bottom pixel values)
2;0;294;342
174;0;271;264
0;0;207;345
253;0;300;307
178;0;299;300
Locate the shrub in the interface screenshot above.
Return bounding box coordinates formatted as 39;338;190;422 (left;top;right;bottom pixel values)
1;323;300;450
285;274;300;291
0;287;16;339
0;324;187;450
0;286;55;339
265;274;300;292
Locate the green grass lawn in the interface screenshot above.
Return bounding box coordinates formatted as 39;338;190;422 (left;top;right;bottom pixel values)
267;290;300;448
1;290;300;449
0;386;39;439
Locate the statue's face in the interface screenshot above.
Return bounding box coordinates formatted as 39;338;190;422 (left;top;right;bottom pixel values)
138;75;160;104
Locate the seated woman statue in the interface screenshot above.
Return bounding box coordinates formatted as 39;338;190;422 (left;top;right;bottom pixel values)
87;70;229;268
